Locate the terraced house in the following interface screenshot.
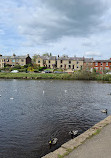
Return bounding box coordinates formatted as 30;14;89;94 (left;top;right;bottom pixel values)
83;58;94;72
0;54;31;68
57;55;84;72
36;55;57;69
93;58;111;71
36;55;84;71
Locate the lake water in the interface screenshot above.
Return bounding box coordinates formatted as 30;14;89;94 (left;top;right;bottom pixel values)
0;79;111;158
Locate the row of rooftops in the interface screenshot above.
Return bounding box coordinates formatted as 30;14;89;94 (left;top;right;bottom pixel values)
0;54;30;59
38;55;111;63
38;55;93;62
0;54;111;63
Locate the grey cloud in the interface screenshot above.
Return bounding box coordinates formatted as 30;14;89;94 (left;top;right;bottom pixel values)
16;0;109;45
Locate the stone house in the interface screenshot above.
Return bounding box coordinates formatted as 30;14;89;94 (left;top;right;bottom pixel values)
57;55;84;71
0;54;31;68
36;56;57;69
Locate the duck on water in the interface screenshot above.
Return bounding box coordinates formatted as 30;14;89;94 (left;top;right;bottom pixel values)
49;138;58;148
101;109;107;114
69;130;78;139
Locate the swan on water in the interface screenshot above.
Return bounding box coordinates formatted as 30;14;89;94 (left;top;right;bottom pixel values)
10;98;14;100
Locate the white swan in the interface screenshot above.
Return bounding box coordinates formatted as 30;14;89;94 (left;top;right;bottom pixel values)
10;98;14;100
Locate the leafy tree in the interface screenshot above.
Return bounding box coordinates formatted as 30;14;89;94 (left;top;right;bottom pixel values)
43;52;52;57
13;65;21;69
32;54;40;63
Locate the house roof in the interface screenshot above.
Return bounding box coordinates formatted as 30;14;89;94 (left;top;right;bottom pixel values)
39;56;56;60
94;59;111;62
58;56;84;61
0;54;30;59
84;58;94;63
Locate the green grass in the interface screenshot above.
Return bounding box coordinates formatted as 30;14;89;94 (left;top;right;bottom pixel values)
0;72;111;81
93;129;101;136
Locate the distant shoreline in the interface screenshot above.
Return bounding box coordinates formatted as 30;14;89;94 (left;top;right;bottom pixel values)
0;72;111;82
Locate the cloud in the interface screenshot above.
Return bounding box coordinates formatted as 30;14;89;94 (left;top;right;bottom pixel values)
9;0;110;44
84;51;101;57
0;0;111;59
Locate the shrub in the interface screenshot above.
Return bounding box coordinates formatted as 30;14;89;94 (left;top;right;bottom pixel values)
39;67;46;71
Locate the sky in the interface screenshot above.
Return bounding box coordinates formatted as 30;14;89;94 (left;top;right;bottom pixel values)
0;0;111;59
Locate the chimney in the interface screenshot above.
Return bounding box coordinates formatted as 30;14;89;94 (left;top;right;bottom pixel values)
13;53;16;56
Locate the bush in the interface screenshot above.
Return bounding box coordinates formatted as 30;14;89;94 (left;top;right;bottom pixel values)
13;65;21;69
39;67;46;71
34;69;39;73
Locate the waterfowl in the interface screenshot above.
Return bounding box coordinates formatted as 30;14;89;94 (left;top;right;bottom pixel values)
49;138;58;145
101;109;107;113
69;130;78;139
0;95;1;97
10;98;14;100
69;130;78;136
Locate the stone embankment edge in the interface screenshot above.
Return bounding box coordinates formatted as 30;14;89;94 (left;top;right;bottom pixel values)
42;115;111;158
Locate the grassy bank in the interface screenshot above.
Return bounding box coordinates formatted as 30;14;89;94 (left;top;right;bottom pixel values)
0;72;111;81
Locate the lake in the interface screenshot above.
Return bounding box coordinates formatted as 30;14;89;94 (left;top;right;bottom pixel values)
0;79;111;158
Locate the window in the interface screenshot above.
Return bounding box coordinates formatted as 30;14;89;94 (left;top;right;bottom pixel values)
12;59;15;62
38;60;40;63
60;60;63;63
77;66;79;69
106;62;108;66
16;59;19;62
69;65;71;68
101;62;103;66
7;59;9;62
60;65;62;68
105;67;109;70
95;62;98;66
77;61;79;64
49;60;50;63
73;65;74;69
21;59;24;62
69;60;71;64
49;65;50;68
